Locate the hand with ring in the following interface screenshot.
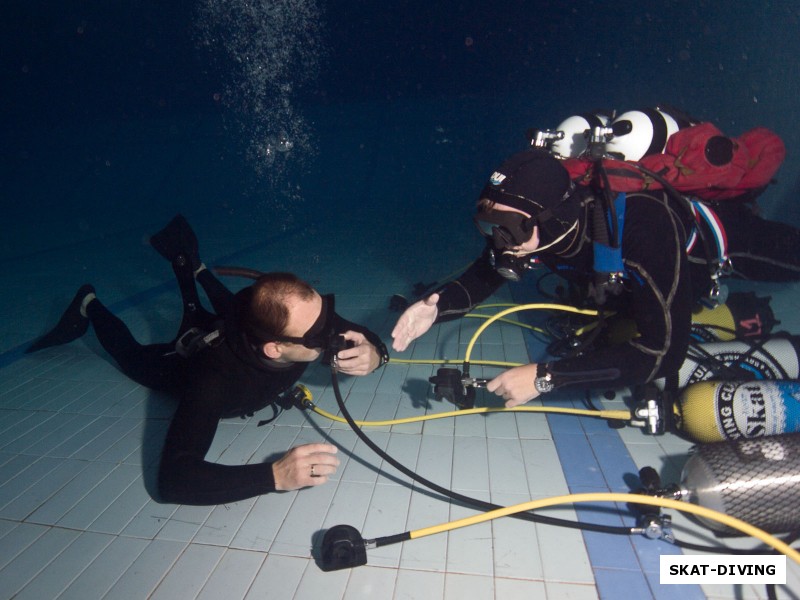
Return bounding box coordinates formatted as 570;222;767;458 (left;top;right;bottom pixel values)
272;443;340;491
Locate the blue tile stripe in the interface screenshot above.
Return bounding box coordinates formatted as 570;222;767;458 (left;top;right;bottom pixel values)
508;279;704;600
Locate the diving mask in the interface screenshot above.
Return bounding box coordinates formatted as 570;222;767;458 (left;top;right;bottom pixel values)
267;293;338;350
473;209;536;250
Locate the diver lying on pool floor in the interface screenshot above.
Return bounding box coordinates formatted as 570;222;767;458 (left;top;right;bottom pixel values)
27;214;389;505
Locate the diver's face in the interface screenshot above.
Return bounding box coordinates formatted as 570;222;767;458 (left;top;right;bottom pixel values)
270;292;324;363
489;203;540;254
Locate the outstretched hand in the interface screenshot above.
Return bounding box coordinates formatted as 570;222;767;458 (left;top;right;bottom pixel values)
391;293;439;351
272;443;340;491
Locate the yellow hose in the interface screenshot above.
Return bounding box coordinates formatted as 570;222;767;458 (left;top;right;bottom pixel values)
309;403;631;427
464;303;600;363
388;358;523;368
464;313;544;333
408;492;800;565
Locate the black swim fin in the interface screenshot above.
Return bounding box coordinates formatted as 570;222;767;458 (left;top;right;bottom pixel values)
150;214;201;270
26;284;95;353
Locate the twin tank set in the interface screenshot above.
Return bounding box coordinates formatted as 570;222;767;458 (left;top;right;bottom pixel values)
538;107;800;536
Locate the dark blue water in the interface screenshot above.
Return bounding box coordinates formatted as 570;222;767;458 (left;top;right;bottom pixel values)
3;0;800;242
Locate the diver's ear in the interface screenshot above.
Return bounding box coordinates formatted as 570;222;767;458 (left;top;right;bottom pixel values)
262;341;283;360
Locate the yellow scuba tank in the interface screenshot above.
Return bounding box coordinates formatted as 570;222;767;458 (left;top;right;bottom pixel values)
675;380;800;443
690;291;776;342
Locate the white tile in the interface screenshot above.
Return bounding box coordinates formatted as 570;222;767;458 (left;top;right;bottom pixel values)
444;501;494;576
56;463;141;530
150;543;225;600
544;581;600;599
414;434;454;485
0;526;78;598
360;483;413;568
343;565;397;599
270;482;337;557
0;456;63;511
104;539;187;600
229;490;297;551
244;553;306;599
376;430;422;486
495;576;547;599
0;458;89;520
193;497;257;546
399;491;450;572
87;472;152;534
72;419;137;460
487;437;529;495
13;531;114;600
56;534;149;599
443;572;495;599
393;568;444;600
0;522;49;570
48;415;119;457
292;558;349;600
451;435;489;492
490;492;544;580
197;548;265;599
536;518;594;585
155;503;215;542
26;460;117;525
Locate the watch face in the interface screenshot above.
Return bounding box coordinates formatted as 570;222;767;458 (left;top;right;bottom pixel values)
535;377;554;394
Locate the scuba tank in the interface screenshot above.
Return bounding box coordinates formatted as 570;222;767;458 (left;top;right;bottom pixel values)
657;334;800;391
548;111;612;159
676;380;800;443
676;433;800;535
690;292;777;342
604;106;694;161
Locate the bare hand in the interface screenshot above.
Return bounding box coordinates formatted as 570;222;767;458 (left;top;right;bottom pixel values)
272;443;340;491
334;331;381;375
487;363;540;408
391;293;439;352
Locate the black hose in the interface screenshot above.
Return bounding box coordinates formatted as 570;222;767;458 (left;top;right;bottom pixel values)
329;364;635;536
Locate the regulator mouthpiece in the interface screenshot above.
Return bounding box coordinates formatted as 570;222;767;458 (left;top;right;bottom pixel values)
319;525;368;571
428;368;488;410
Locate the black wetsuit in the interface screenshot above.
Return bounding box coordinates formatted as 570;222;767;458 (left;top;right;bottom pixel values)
434;190;800;391
86;266;384;506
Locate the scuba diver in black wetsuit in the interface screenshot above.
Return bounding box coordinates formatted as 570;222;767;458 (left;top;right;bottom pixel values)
26;215;390;505
391;149;800;408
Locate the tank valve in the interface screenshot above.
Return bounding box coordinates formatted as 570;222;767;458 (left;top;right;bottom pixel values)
634;514;675;542
526;128;564;149
630;385;666;435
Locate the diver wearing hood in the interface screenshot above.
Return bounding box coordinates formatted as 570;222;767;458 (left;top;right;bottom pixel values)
27;215;389;506
392;149;800;407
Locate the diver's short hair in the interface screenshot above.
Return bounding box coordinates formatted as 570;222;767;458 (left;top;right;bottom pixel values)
238;272;315;341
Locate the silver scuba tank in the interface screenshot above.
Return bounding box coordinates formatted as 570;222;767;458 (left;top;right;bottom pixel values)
677;433;800;534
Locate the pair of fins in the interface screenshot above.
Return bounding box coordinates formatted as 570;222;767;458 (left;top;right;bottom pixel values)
25;215;198;354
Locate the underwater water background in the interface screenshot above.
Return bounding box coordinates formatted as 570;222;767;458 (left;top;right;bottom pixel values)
2;2;800;599
4;0;800;352
4;1;800;222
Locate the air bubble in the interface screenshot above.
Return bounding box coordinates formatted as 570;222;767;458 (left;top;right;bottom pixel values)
195;0;324;185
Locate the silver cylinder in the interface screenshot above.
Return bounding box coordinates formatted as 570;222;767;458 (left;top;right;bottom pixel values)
680;433;800;534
